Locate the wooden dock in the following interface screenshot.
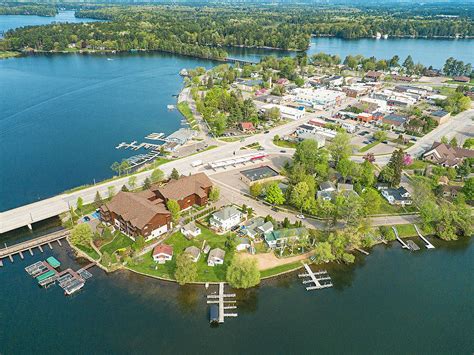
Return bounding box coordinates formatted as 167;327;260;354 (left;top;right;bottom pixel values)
0;230;69;264
298;264;333;291
392;227;409;249
414;224;435;249
206;283;237;323
355;247;369;255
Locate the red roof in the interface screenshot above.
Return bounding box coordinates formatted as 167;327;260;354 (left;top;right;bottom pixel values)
153;244;173;256
240;122;255;130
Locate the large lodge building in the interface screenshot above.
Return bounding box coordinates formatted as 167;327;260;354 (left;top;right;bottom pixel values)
100;173;213;241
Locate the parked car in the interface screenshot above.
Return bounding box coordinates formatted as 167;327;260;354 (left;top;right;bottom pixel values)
280;150;287;153
382;140;388;144
264;130;270;134
271;207;279;212
296;214;305;219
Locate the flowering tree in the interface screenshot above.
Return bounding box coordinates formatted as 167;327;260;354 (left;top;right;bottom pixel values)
403;154;413;166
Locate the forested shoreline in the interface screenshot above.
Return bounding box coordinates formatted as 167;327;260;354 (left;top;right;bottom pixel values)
0;4;57;17
1;4;473;59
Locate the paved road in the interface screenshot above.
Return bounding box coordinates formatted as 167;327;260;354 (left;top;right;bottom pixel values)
1;107;472;234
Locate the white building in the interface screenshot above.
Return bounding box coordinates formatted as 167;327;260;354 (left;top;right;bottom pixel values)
152;244;173;264
208;248;226;266
210;206;242;231
291;88;346;109
180;221;201;239
262;103;305;120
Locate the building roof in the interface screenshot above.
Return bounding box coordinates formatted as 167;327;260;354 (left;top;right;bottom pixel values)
365;71;384;78
240;165;279;182
182;221;200;232
153;244;173;257
213;206;241;221
423;142;474;167
319;181;336;191
240;122;255;130
156;173;212;201
238;237;250;245
208;248;226;260
383;114;407;125
102;191;170;229
258;221;274;233
184;246;201;258
337;183;354;192
431;110;449;118
383;187;410;201
265;228;309;242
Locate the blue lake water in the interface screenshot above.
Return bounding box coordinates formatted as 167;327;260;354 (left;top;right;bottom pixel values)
0;10;100;34
0;237;472;354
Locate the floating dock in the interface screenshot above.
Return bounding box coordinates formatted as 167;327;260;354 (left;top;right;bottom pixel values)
145;132;165;140
298;264;333;291
206;283;237;323
406;240;420;251
414;224;435;249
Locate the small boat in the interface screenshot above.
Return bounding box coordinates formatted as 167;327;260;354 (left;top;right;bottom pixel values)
107;58;113;61
167;104;176;110
209;305;219;324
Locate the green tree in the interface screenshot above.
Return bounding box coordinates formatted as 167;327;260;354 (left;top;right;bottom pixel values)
342;252;355;264
361;188;381;214
70;223;93;247
94;191;103;208
171;168;180;180
359;160;375;187
449;137;458;147
313;242;336;263
209;186;220;202
265;182;285;205
107;186;116;200
76;197;84;215
462;177;474;201
110;161;120;175
128;176;137;190
289;181;310;210
151;168;164;183
249;182;263;197
142;177;151;190
373;130;388;142
121;184;129;192
175;253;198;285
133;235;145;251
462;138;474;149
327;132;352;164
226;257;260;289
387;148;404;186
166;199;181;223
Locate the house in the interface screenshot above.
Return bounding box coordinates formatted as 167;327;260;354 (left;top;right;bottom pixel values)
440;185;462;199
382;114;407;129
243;217;265;238
392;75;413;83
453;76;470;83
317;181;336;201
364;71;385;82
152;244;173;264
264;228;309;248
100;191;172;241
235;79;263;91
181;221;201;239
153;173;213;211
381;187;412;206
258;221;274;235
423;142;474;168
239;122;255;132
323;75;344;87
208;248;226;266
430;110;450;125
236;237;251;251
438;176;450;185
184;246;201;262
210;206;242;231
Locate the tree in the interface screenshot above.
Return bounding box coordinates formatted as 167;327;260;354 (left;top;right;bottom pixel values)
387;148;404;186
342;252;355;264
133;235;145;251
327;132;352;164
289;181;310;210
441;136;449;144
171;168;180;180
359;160;375;187
119;160;131;175
110;161;120;175
361;188;381;214
76;197;84;215
313;242;335;263
166;199;181;223
379;226;396;241
226;257;260;289
449;137;458;147
94;191;103;208
175;253;198;285
336;158;353;181
209;186;220;202
121;184;129;192
462;138;474;149
403;55;414;73
249;182;263;197
107;186;116;200
70;223;93;247
373;130;387;142
462;177;474;201
128;176;137;190
142;177;151;190
265;182;285;205
151;168;164;183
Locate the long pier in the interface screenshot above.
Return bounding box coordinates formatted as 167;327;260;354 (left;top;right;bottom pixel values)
298;264;333;291
0;230;69;264
392;226;409;249
414;224;435;249
206;283;238;323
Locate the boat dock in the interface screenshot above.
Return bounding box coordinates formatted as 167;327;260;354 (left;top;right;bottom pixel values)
406;240;420;251
355;248;369;255
0;230;68;265
414;224;435;249
145;132;165;140
207;283;237;323
392;227;409;249
116;141;162;151
298;263;333;291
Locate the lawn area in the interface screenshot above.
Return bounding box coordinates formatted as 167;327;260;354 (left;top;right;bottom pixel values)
129;226;234;282
177;102;199;130
76;243;100;261
405;159;429;170
358;141;380;153
219;137;244;142
100;232;134;255
394;224;418;237
260;260;305;278
273;138;298;149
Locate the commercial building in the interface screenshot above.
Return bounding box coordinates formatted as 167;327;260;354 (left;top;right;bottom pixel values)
291;88;346;109
262;103;305;120
240;165;281;185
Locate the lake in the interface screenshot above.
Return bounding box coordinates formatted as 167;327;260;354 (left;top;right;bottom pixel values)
0;10;100;34
0;237;472;354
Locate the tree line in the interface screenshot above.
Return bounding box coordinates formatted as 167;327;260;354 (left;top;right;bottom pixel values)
0;4;57;17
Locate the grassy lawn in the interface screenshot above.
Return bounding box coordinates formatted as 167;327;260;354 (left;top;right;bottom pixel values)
405;159;429;170
219;137;244;142
358;141;380;153
260;260;305;278
394;224;418;238
177;102;199;130
0;51;20;59
273;138;298;149
76;244;100;261
100;232;134;255
129;226;234;282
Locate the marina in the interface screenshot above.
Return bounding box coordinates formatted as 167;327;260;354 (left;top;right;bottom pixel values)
298;263;333;291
